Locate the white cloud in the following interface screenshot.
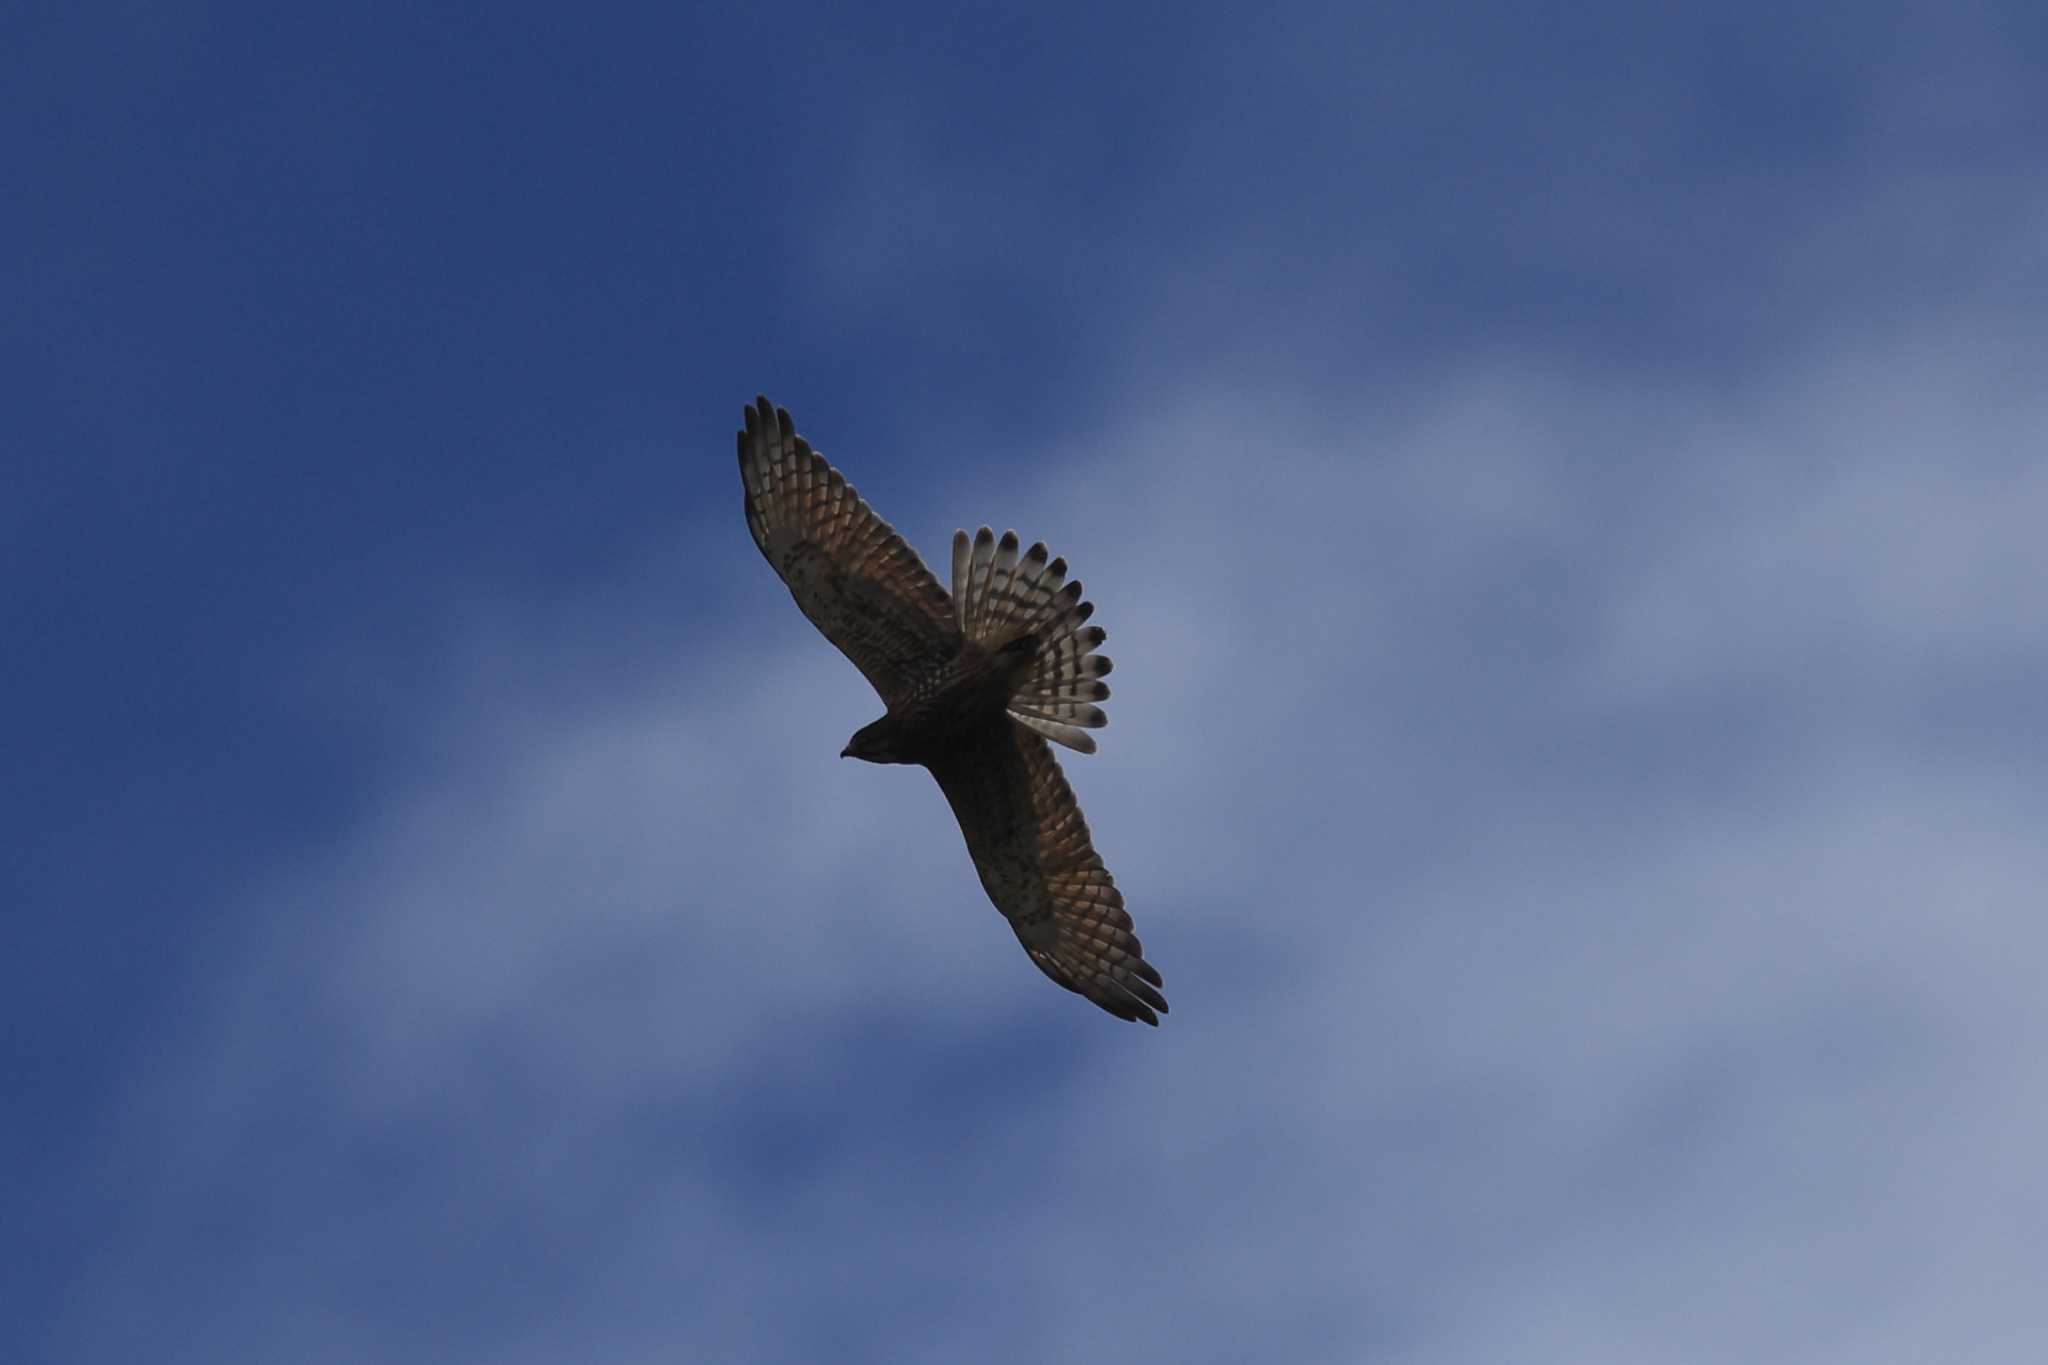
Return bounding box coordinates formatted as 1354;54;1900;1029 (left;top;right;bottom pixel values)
63;102;2048;1361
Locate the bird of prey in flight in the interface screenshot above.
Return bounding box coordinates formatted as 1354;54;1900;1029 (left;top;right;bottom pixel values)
736;396;1168;1025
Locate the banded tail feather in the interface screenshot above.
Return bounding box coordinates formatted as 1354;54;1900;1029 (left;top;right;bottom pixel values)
950;525;1114;754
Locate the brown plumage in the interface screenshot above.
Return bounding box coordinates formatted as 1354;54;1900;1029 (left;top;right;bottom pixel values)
735;395;1167;1025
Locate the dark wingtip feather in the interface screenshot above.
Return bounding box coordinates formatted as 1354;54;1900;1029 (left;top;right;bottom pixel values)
1126;975;1169;1016
1094;987;1158;1026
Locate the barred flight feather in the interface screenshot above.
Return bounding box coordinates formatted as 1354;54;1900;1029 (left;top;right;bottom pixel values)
950;525;1115;754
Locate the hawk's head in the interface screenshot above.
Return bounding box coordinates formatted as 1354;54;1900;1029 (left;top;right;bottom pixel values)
842;714;912;765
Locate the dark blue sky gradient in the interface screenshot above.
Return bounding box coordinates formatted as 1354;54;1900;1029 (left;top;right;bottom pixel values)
8;4;2048;1361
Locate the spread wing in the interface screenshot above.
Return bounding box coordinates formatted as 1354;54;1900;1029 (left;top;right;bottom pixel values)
737;396;960;706
928;719;1168;1025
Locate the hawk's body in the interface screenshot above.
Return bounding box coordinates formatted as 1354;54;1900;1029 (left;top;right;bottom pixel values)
736;396;1167;1025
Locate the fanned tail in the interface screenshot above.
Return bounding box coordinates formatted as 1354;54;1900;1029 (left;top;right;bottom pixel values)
951;527;1112;754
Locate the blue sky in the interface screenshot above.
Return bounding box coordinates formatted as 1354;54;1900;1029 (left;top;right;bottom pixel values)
8;3;2047;1361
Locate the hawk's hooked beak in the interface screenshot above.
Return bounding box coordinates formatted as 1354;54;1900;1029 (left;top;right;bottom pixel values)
839;745;852;758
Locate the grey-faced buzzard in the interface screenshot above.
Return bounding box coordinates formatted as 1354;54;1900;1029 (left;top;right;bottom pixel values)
736;396;1167;1025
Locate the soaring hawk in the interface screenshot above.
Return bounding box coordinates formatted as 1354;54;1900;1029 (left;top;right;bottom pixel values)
735;396;1167;1025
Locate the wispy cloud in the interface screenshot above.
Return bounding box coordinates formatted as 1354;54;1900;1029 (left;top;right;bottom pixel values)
35;5;2048;1356
64;265;2048;1359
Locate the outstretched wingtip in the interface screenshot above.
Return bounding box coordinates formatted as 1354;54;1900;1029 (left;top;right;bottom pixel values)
1096;979;1167;1026
1020;927;1169;1026
744;394;788;437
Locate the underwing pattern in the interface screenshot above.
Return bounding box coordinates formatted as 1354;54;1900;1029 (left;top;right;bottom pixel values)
736;396;1167;1025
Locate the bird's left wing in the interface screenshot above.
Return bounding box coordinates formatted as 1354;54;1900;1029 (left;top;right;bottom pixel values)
737;396;959;706
928;720;1168;1025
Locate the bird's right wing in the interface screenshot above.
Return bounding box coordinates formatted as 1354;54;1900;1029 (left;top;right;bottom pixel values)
928;720;1168;1025
737;396;960;706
